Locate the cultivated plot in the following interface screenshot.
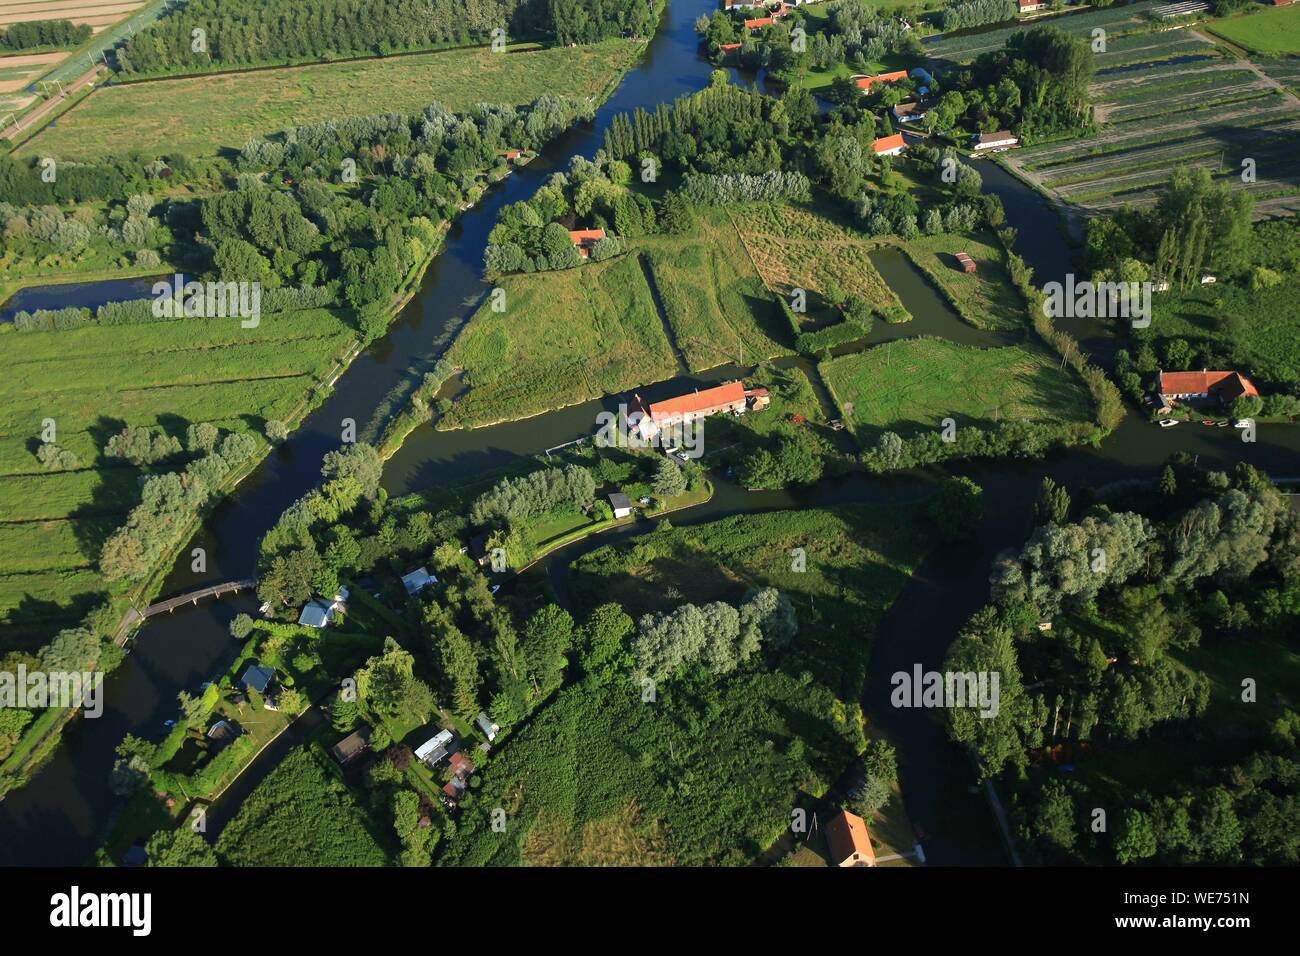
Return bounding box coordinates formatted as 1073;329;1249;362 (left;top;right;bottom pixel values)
1007;36;1300;219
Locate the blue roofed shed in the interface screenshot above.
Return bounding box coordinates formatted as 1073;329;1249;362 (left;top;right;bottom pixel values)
298;598;334;628
239;665;275;695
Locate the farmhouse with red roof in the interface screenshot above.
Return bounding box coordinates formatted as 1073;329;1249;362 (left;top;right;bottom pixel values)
854;70;907;92
569;228;606;259
871;133;906;156
631;381;770;439
825;809;877;867
1158;370;1259;406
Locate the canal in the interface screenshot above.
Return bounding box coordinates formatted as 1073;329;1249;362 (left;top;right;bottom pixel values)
2;0;1298;867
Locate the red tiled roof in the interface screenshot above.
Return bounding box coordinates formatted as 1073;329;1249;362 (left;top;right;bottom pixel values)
871;134;906;154
649;381;746;420
448;752;474;776
745;16;775;28
825;809;876;866
1159;370;1259;401
570;228;606;259
719;42;742;52
855;70;908;90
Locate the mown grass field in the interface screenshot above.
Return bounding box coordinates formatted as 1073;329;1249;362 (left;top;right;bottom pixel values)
440;253;678;429
641;209;792;371
16;39;644;160
1208;5;1300;57
436;505;931;866
0;308;356;644
901;232;1024;331
821;337;1091;444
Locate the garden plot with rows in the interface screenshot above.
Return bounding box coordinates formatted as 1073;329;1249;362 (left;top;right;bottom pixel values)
925;1;1163;64
1006;35;1300;219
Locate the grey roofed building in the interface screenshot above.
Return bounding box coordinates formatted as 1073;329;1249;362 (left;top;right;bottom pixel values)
298;598;334;628
414;728;456;764
974;130;1018;150
330;725;372;766
239;665;275;695
476;711;500;742
608;492;633;518
401;566;436;596
206;718;241;742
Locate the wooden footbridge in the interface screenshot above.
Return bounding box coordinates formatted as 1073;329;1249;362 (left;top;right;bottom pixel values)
144;578;256;616
114;578;256;642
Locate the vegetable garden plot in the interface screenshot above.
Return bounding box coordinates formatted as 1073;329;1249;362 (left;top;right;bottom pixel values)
1105;83;1276;124
927;1;1160;62
1092;30;1216;69
1098;68;1259;106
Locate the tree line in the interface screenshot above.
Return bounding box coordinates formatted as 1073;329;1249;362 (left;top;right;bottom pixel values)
114;0;657;75
0;19;91;52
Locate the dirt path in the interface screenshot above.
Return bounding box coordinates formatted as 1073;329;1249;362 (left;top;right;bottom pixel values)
0;61;102;142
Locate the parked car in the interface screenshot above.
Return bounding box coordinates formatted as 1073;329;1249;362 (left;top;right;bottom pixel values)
1234;419;1254;429
1158;419;1179;428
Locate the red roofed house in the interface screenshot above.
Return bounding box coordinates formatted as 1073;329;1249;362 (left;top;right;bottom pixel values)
1018;0;1044;11
854;70;908;92
954;252;977;273
745;16;775;29
631;381;748;440
825;809;877;867
872;133;906;156
719;42;742;57
441;751;476;804
500;148;523;162
1272;0;1296;5
569;228;606;259
1158;370;1259;406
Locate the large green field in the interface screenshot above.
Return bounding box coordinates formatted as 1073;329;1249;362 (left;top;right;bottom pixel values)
0;308;357;644
1208;5;1300;57
438;504;933;866
902;232;1025;331
440;252;678;429
821;337;1092;444
15;39;645;160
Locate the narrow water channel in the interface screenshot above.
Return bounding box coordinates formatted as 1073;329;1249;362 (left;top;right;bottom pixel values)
2;0;1297;866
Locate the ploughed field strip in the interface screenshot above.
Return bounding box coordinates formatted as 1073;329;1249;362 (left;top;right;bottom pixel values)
1090;30;1218;70
926;0;1162;63
0;0;145;33
1258;58;1300;94
1008;48;1300;218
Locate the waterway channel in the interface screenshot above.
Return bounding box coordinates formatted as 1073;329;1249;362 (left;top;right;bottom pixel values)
2;0;1297;866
